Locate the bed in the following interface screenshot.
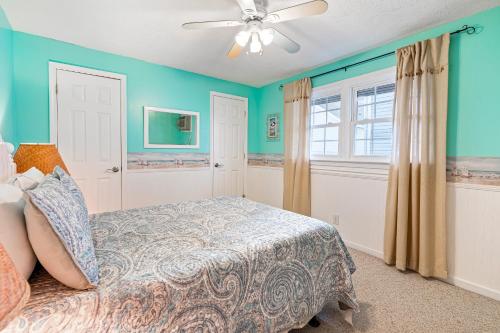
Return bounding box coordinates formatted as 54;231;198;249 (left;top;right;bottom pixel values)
5;196;358;332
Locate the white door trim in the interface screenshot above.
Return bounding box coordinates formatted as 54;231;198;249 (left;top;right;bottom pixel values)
48;62;128;209
210;91;248;198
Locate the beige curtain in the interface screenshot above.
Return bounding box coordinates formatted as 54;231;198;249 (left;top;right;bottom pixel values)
283;78;312;216
384;34;450;279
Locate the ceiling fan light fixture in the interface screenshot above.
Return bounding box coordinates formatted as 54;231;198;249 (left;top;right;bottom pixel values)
235;30;251;47
249;32;262;53
259;28;274;46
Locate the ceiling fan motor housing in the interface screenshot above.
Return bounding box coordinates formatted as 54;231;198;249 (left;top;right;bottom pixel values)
241;8;266;22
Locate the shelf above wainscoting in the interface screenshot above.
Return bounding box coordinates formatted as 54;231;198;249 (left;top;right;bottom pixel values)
247;165;284;170
447;181;500;192
127;152;211;172
248;158;500;190
126;166;211;174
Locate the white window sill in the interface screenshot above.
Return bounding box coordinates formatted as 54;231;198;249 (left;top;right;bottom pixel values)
311;158;390;165
247;158;391;180
310;159;390;180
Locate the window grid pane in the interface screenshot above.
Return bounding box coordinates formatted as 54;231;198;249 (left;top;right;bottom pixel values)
312;127;325;141
316;111;328;124
325;141;339;155
327;109;341;124
353;120;393;156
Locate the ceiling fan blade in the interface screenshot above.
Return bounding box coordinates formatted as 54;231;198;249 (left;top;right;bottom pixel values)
235;0;257;13
271;29;300;53
264;0;328;23
182;20;244;30
227;43;243;59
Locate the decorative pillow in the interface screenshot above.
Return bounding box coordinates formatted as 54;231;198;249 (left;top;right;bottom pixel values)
52;166;87;210
9;167;45;191
52;166;90;231
24;175;98;289
0;183;37;279
0;244;30;331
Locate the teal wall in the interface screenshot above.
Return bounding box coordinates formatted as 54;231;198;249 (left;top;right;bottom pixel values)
256;6;500;157
10;32;260;153
0;7;14;142
3;6;499;157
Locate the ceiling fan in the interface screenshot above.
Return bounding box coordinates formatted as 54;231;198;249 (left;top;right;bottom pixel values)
182;0;328;58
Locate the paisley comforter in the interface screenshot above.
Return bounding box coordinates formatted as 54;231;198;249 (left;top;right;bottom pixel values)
6;197;358;332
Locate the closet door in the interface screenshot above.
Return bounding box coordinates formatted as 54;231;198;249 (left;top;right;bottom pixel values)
212;94;247;197
56;68;122;213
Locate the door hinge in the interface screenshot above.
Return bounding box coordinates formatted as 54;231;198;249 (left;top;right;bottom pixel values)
55;84;58;95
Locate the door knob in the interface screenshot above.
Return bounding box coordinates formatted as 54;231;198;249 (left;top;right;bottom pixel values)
106;166;120;173
214;163;224;168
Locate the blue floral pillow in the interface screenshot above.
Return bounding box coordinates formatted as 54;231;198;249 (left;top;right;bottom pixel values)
52;166;87;209
26;175;98;286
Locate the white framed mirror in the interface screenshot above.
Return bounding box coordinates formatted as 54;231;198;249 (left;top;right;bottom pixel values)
144;107;200;149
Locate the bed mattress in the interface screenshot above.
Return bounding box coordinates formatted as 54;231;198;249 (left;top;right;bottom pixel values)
5;197;358;332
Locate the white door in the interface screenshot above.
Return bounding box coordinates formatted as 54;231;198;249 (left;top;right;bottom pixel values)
212;94;247;197
56;69;122;214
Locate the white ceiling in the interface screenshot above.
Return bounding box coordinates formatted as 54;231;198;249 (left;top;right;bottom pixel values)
1;0;498;87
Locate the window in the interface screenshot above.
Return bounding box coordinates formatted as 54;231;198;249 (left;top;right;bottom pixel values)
311;95;341;156
352;83;395;157
310;68;395;162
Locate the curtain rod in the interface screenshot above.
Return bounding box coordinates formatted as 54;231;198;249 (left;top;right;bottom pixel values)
278;25;476;90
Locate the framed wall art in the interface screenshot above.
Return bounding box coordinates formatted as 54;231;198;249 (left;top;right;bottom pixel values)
266;113;280;141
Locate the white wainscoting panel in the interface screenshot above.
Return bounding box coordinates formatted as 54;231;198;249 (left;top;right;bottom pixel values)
446;183;500;300
246;165;500;301
311;171;387;258
124;169;213;209
246;166;284;208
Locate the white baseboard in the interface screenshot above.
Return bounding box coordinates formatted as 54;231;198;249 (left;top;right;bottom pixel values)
345;241;500;302
446;276;500;301
345;240;383;259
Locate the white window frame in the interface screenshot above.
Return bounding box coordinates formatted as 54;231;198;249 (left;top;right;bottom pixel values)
310;67;396;163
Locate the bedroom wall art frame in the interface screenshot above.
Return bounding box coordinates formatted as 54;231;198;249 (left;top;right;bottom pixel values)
266;113;280;141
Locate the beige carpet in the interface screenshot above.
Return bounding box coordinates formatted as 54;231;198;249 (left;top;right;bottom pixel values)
294;249;500;333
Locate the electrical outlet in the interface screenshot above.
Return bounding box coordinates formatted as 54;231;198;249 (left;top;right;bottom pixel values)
332;214;340;226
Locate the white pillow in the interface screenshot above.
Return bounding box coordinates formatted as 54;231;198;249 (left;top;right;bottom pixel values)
9;167;45;190
0;183;37;279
